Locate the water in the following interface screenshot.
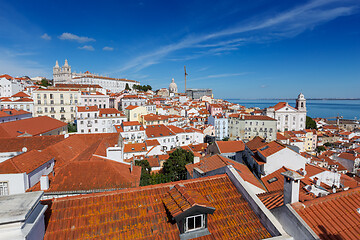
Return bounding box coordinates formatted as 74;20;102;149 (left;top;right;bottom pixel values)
226;99;360;120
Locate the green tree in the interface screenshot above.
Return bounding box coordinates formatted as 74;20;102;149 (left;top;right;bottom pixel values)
222;137;229;141
306;116;317;129
67;123;77;133
162;148;194;180
316;146;326;153
135;160;152;186
125;83;131;90
39;79;50;87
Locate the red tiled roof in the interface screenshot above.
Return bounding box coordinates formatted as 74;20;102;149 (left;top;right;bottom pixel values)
122;121;141;126
242;115;276;121
0;109;30;117
0;135;64;153
271;102;297;111
124;143;147;153
99;108;123;116
162;184;214;218
145;124;175;138
0;116;67;138
246;136;267;152
186;154;265;190
293;187;360;240
44;174;272;240
125;105;139;110
11;91;30;97
0;149;54;174
44;156;141;192
257;190;284;210
257;141;285;158
77;106;98;112
145;139;160;146
261;167;289;192
216;140;245;153
142;114;169;122
338;152;357;161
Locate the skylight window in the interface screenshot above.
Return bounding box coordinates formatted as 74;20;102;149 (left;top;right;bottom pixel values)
267;177;278;184
260;146;269;151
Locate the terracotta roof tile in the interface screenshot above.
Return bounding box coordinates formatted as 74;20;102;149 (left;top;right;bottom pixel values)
0;135;64;153
293;187;360;240
0;116;67;138
257;141;285;158
245;136;267;152
216;140;245;153
44;174;272;240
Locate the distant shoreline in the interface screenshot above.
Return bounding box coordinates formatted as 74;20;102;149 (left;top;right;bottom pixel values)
225;98;360;101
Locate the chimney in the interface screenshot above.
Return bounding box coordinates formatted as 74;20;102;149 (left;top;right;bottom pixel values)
193;156;200;164
296;168;307;176
40;175;49;190
281;170;304;205
130;160;133;173
313;177;321;186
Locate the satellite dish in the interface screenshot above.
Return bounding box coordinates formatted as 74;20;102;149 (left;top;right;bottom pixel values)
22;147;27;152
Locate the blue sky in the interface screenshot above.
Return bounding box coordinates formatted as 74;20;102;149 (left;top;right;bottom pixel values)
0;0;359;99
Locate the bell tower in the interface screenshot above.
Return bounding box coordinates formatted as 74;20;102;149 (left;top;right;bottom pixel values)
296;93;306;112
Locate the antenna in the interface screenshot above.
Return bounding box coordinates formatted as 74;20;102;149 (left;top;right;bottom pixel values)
184;66;188;93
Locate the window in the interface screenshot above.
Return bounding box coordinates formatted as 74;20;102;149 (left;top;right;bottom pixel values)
185;214;204;232
60;100;64;104
0;182;9;195
60;94;63;99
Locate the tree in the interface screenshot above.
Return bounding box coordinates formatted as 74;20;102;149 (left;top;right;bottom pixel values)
162;148;194;180
316;146;326;153
67;123;77;133
125;83;131;90
222;137;229;141
306;116;317;129
135;160;152;186
38;79;50;87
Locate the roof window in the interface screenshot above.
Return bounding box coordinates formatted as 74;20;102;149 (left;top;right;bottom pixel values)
267;177;278;184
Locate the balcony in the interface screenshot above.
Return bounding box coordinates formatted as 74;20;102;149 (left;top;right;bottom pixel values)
60;117;66;121
87;123;92;127
50;110;56;113
60;109;65;113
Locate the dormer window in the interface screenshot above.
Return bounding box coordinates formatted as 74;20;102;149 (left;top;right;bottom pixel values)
162;184;215;239
185;214;205;232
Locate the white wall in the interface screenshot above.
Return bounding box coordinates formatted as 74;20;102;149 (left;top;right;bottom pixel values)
263;148;307;176
27;159;54;188
0;173;28;195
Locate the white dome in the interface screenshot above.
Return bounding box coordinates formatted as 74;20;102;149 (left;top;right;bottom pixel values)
298;93;305;99
169;78;178;93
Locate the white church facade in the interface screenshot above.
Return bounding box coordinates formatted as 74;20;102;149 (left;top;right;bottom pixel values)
53;60;140;93
263;93;307;132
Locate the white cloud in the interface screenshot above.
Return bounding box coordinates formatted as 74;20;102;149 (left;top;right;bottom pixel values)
41;33;51;40
190;72;250;82
103;46;114;51
78;45;95;51
115;0;357;73
58;33;95;43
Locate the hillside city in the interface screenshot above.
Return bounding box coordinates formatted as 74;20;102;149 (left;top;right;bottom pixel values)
0;60;359;240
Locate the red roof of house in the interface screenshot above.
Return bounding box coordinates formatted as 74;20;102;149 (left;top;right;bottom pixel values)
99;108;123;116
0;116;67;138
122;121;141;126
246;136;267;152
124;143;147;153
77;106;98;112
145;124;175;138
0;135;64;153
293;187;360;240
257;141;285;158
43;156;141;192
125;105;139;110
338;152;357;161
0;109;31;117
186;154;265;190
216;140;245;153
162;184;214;218
11;91;30;98
44;174;272;240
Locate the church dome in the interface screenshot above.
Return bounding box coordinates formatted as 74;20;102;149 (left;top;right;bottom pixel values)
169;78;178;93
297;93;305;100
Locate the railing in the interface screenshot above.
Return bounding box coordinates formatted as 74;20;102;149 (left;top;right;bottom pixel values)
50;110;56;113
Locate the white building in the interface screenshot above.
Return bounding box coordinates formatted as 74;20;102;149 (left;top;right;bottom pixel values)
76;106;126;133
208;114;228;140
264;93;307;132
0;77;26;97
0;192;47;240
120;95;147;110
116;121;146;143
0;92;34;114
79;91;110;108
53;60;140;92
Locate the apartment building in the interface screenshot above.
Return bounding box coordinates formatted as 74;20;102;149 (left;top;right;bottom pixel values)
77;106;126;133
229;115;277;142
33;88;80;122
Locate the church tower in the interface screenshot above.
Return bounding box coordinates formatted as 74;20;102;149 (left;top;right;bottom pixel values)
296;93;306;112
53;60;61;86
61;59;72;83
